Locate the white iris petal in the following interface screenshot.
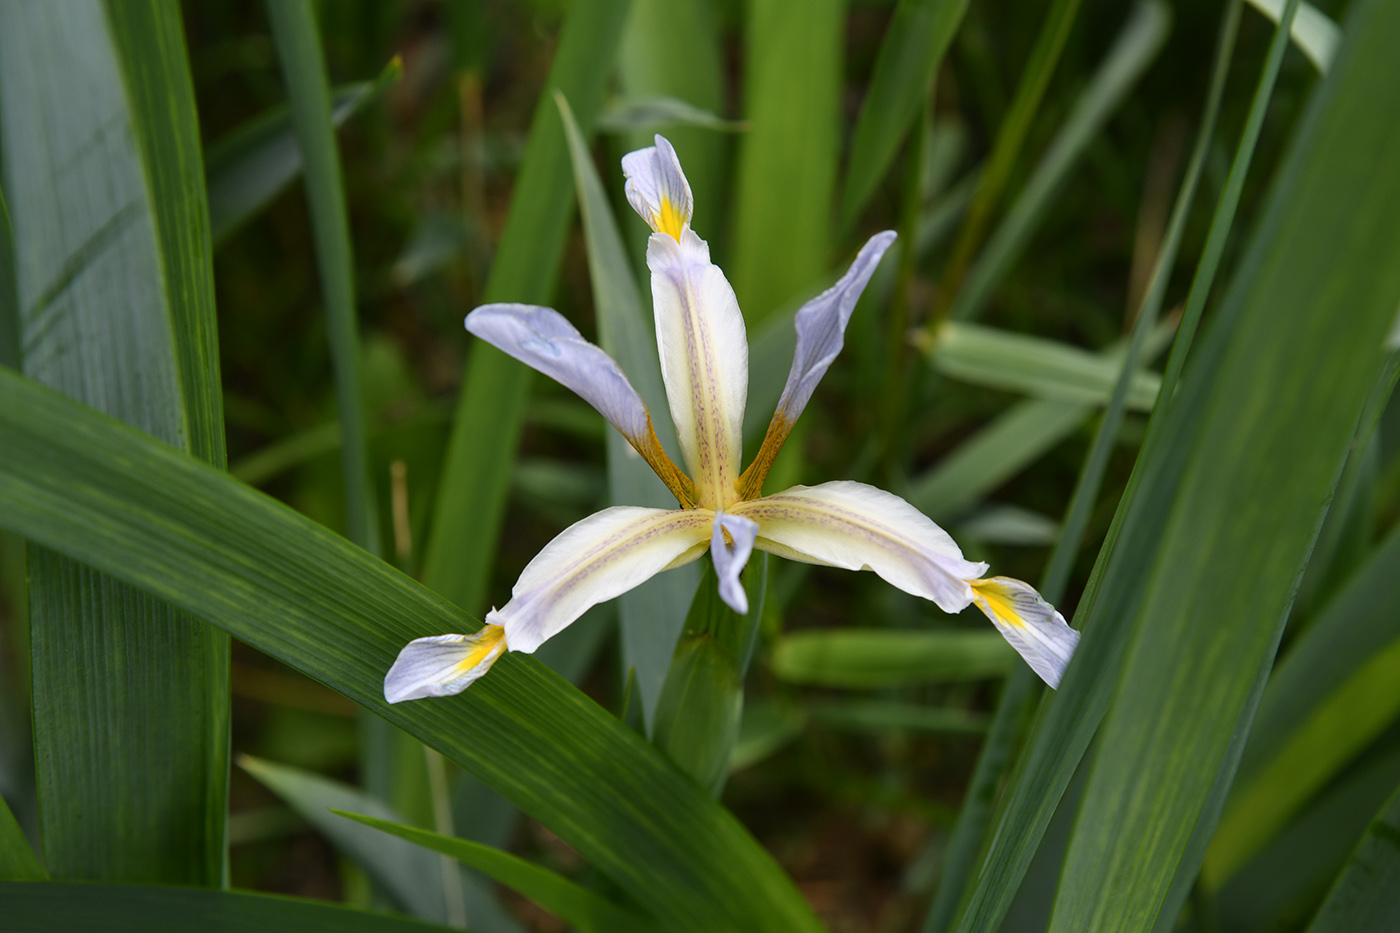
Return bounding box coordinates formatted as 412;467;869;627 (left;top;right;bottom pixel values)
647;229;748;506
486;506;713;654
731;481;988;615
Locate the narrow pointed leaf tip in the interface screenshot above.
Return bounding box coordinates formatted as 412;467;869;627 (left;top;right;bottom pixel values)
969;577;1078;688
740;231;897;499
711;513;759;614
384;625;507;702
622;134;692;239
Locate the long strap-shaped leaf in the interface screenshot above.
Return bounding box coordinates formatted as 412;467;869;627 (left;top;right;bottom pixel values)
0;883;459;933
954;0;1400;928
336;811;651;933
423;0;631;615
839;0;968;232
266;0;380;557
0;1;228;883
0;367;824;933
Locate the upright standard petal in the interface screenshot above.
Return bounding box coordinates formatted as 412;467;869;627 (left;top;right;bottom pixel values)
970;577;1079;688
384;625;508;703
488;506;714;653
740;232;897;498
466;303;695;506
648;229;748;509
622;134;693;240
711;512;759;614
730;481;987;614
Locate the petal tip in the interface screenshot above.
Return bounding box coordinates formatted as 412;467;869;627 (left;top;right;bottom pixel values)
970;577;1078;689
383;627;507;703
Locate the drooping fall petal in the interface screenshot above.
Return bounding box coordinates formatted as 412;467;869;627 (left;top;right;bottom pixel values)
486;506;714;653
730;480;987;614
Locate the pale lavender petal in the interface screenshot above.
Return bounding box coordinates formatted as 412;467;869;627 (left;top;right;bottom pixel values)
466;302;651;446
971;577;1079;688
710;511;759;614
384;627;507;703
775;231;897;424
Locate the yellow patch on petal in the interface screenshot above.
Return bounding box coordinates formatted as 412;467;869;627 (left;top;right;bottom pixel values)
970;578;1025;627
452;624;507;676
656;195;685;240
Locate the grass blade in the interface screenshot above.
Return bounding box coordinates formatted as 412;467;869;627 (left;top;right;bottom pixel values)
206;58;403;246
0;883;459;933
949;0;1399;924
0;0;228;883
806;701;987;736
943;1;1171;325
909;319;1178;521
0;190;16;369
730;0;842;325
1216;745;1400;932
266;0;380;555
1247;0;1339;73
1159;0;1321;399
771;630;1015;688
0;367;825;933
931;0;1082;319
422;0;631;617
240;756;450;923
931;322;1162;410
1304;781;1400;932
335;811;651;933
653;558;767;795
840;0;968;231
1047;1;1400;926
1206;519;1400;884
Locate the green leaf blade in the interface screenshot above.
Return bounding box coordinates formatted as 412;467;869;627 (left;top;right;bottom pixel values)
335;810;651;933
0;883;460;933
841;0;968;231
730;0;842;325
1049;1;1400;926
0;0;228;884
0;367;823;933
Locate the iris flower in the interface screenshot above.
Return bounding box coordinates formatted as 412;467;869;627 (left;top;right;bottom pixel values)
386;136;1078;704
